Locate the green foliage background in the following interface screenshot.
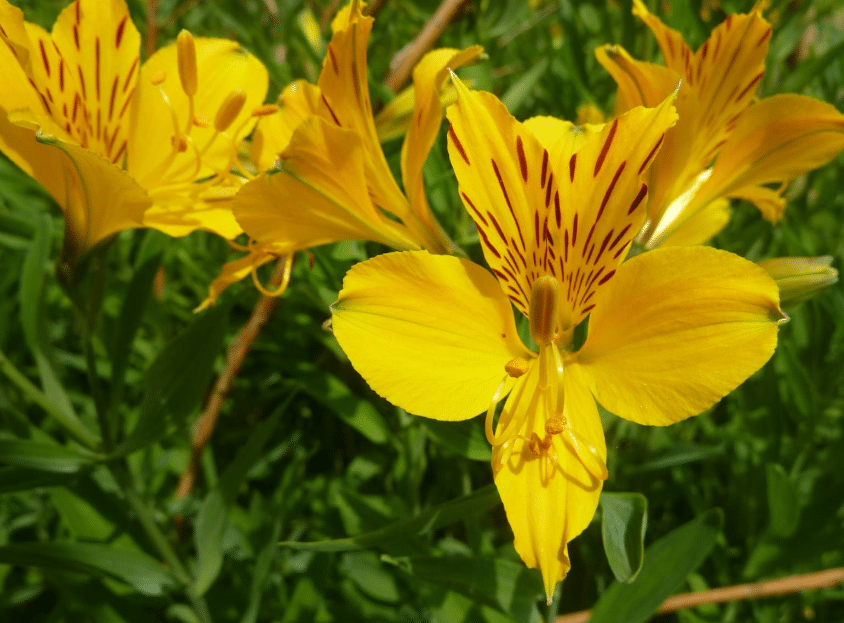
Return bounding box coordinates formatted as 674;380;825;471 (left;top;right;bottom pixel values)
1;0;843;621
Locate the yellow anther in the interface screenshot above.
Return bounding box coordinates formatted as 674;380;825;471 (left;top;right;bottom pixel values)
176;30;198;97
545;417;567;436
505;357;529;378
252;104;280;117
527;433;543;457
171;134;188;152
150;70;166;85
529;276;560;346
193;113;211;128
215;89;248;132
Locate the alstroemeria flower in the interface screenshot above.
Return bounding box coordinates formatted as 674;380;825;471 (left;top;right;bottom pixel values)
0;0;268;264
596;0;844;248
202;0;482;306
330;79;786;599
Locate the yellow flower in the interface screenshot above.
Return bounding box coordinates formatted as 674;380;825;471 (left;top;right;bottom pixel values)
758;256;838;306
201;0;482;307
0;0;268;264
596;0;844;248
330;79;786;600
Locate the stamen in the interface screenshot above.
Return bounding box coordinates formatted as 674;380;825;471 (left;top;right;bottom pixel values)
176;30;198;97
250;252;294;298
505;357;529;378
529;276;560;346
545;417;566;435
193;113;211;128
563;426;609;481
486;374;536;448
150;70;166;86
215;89;247;132
252;104;280;117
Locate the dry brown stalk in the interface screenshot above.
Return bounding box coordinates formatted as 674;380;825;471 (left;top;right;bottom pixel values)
555;567;844;623
174;258;289;503
384;0;473;94
145;0;158;58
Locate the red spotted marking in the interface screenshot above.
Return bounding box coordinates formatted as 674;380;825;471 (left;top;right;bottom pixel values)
735;71;764;103
665;32;676;59
112;139;127;163
628;183;647;215
95;37;101;100
449;126;470;165
321;94;341;125
638;134;664;175
78;65;86;98
118;87;135;119
597;161;625;221
544;172;553;208
598;270;616;286
478;227;501;259
39;39;51;77
568;153;576;181
58;59;65;92
540;149;549;188
612;240;630;259
123;56;139;93
594;118;618;177
608;223;632;250
757;26;772;47
73;24;80;50
516;136;528;182
593;232;613;265
554;191;561;229
328;46;339;74
108;76;118;120
461;192;487;226
486;211;508;244
572;213;579;246
116;15;128;48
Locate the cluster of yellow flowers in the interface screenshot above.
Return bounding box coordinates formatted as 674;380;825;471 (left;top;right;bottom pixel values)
2;0;843;601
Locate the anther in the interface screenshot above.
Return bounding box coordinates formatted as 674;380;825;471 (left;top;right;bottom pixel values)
150;70;166;85
527;433;543;457
252;104;280;117
215;89;247;132
176;30;198;97
545;417;567;436
193;113;211;128
171;135;188;152
529;276;560;346
505;357;529;378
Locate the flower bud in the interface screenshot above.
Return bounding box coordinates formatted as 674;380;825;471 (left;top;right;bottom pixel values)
757;256;838;306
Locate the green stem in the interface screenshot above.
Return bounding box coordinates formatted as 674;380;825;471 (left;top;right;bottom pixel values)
114;464;212;622
82;328;112;451
0;348;101;449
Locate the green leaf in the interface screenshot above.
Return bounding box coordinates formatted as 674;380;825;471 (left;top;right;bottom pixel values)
109;246;165;413
0;439;94;473
193;393;297;595
589;508;723;623
0;466;77;493
18;211;79;426
423;419;491;462
407;556;543;621
501;58;549;114
279;484;500;553
117;303;230;455
766;463;800;538
295;370;390;444
0;542;175;596
630;444;723;472
341;551;401;603
780;38;844;93
600;492;648;583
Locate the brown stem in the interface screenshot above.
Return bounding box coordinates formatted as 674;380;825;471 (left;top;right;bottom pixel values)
555;567;844;623
384;0;473;94
145;0;158;59
174;258;289;504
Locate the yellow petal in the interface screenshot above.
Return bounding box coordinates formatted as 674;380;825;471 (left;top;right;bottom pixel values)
234;116;417;253
128;37;268;186
446;77;676;330
575;246;784;426
197;249;276;311
492;362;604;600
31;129;150;258
142;185;242;239
331;251;531;421
658;198;731;246
400;46;482;233
250;79;321;173
318;1;409;221
689;94;844;222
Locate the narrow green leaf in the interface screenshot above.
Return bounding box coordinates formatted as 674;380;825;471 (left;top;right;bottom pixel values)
18;211;78;424
117;304;229;455
296;370;390;444
0;439;94;473
279;484;500;553
423;419;491;462
193;393;297;595
766;463;800;538
501;58;549;114
0;542;175;596
109;249;165;412
600;492;648;583
408;556;543;621
630;444;723;472
589;508;723;623
0;466;76;493
780;38;844;93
